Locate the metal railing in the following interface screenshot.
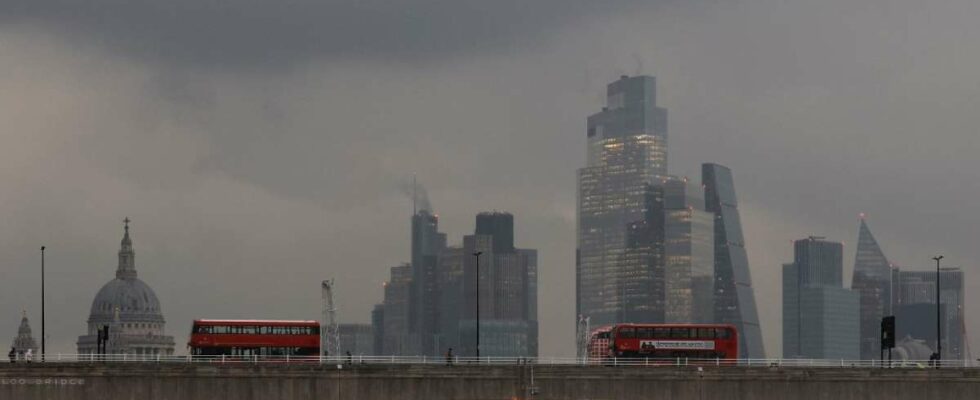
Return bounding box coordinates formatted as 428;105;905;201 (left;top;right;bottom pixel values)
3;354;978;368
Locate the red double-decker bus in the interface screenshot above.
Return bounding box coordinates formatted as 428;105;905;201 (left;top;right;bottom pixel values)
586;326;614;360
188;319;320;357
588;323;738;361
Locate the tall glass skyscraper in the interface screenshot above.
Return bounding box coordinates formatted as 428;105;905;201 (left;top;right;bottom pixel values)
577;75;668;331
662;177;715;324
702;163;766;359
851;217;894;360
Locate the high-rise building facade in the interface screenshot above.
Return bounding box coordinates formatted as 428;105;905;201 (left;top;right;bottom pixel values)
371;304;384;356
375;210;537;358
662;177;715;324
793;236;844;287
851;218;895;360
892;267;966;360
458;212;538;357
702;163;766;359
338;324;375;356
577;75;669;331
410;209;447;356
782;237;859;359
379;263;412;355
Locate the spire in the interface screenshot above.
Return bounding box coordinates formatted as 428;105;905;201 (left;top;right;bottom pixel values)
116;217;137;280
17;312;32;336
11;311;38;354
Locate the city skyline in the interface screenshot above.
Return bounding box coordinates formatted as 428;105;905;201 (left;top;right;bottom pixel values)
3;0;980;360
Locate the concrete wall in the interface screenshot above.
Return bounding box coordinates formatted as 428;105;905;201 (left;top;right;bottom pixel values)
2;363;979;400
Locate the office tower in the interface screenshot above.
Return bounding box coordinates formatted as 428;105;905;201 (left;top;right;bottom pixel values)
662;177;715;323
476;212;514;253
892;267;966;360
793;236;844;287
411;209;447;356
577;75;669;332
458;213;538;357
338;324;374;356
782;237;859;359
371;305;384;356
380;263;412;355
435;246;464;353
702;163;766;358
519;248;539;357
851;217;895;359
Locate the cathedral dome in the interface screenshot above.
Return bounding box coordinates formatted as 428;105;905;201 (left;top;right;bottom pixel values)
83;218;167;326
77;218;175;356
88;277;164;323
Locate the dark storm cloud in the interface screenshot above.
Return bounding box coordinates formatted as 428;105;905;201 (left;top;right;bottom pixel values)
3;0;980;359
1;0;654;68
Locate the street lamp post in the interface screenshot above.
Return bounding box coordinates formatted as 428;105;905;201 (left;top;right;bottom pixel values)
473;251;483;360
41;246;46;362
933;255;944;368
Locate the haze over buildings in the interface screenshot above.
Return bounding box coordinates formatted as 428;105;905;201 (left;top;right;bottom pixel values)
376;208;538;357
575;76;765;359
2;0;980;359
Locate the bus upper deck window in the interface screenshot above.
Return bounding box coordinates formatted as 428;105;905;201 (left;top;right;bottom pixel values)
715;328;731;339
619;327;635;338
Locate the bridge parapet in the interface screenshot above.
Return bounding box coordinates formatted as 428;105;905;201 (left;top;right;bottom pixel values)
2;363;979;399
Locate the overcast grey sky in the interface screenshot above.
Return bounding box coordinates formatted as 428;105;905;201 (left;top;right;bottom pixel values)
2;0;979;357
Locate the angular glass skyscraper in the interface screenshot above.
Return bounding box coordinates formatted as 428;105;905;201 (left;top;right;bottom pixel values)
851;218;894;359
702;163;766;359
577;75;668;330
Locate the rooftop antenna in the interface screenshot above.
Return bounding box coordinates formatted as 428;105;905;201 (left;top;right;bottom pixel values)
413;174;417;215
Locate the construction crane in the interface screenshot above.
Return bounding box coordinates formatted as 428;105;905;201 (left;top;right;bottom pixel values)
576;315;590;361
321;279;340;357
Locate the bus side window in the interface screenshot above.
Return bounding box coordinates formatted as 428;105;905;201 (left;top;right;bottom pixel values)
620;327;635;339
654;328;669;338
698;328;714;339
671;328;688;339
715;328;730;339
